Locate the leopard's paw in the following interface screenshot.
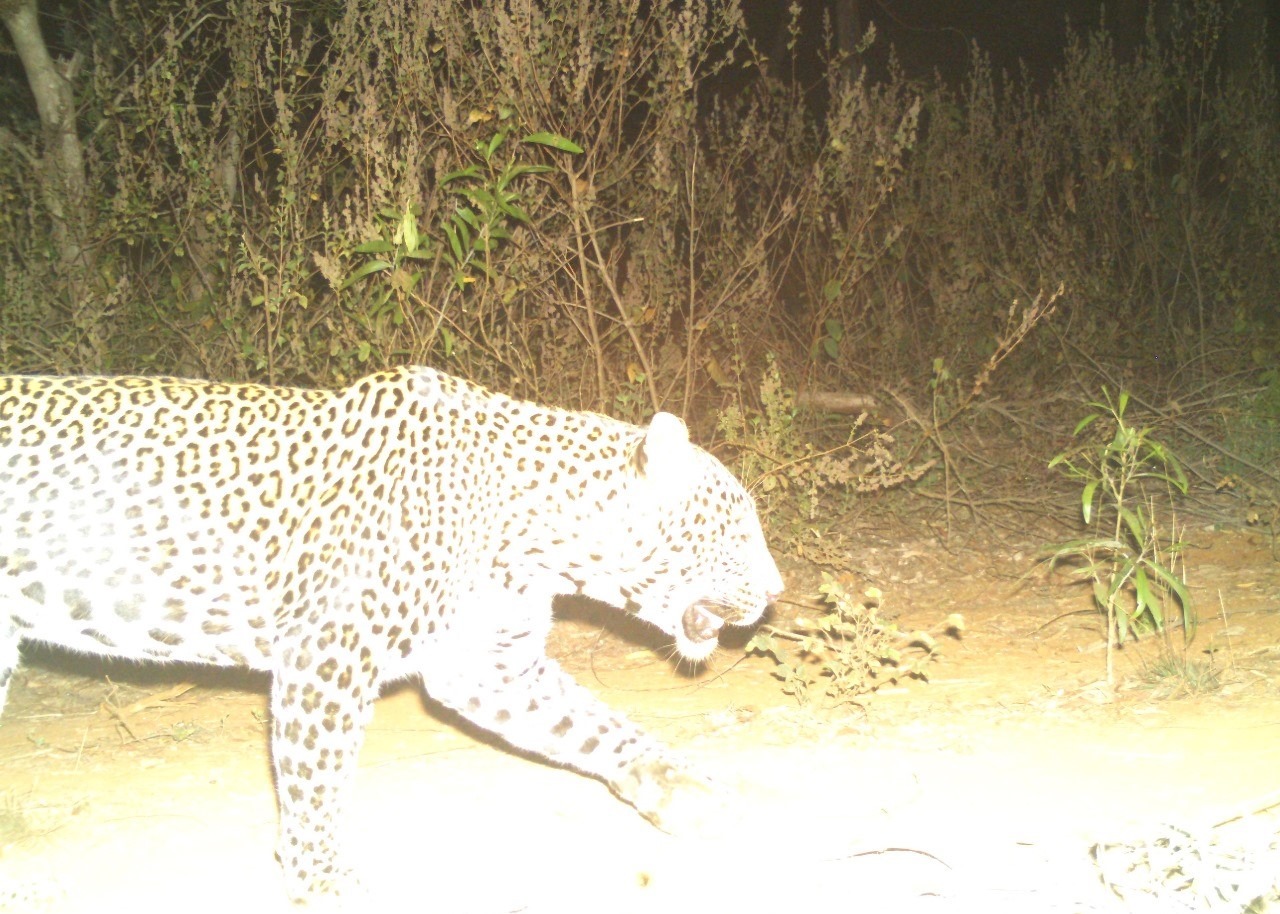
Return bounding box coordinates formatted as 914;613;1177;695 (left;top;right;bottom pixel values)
613;755;746;838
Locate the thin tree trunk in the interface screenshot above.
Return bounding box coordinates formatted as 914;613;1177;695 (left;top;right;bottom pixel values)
2;0;106;370
2;0;87;270
834;0;861;83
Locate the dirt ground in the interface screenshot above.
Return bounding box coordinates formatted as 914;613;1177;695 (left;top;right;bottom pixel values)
2;518;1278;913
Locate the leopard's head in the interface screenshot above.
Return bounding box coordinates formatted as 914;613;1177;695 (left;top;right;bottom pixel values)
613;412;784;662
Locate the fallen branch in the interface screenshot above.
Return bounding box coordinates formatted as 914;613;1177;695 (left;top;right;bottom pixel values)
796;390;881;414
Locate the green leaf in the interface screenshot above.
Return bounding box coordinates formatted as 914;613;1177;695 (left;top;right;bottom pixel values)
353;239;395;254
1109;557;1136;598
824;318;844;341
1145;561;1191;621
745;630;776;655
501;163;554;180
822;337;839;359
1073;412;1101;435
1146;443;1188;493
1081;480;1099;524
1133;566;1151;612
484;130;508;161
401;211;420;252
339;259;392;290
522;131;584;153
1042;536;1117;563
498;199;531;223
1118;504;1145;544
443;224;464;263
454;213;476;248
441;165;481;185
1134;567;1161;627
462;188;497;211
495;167;544;194
823;278;842;302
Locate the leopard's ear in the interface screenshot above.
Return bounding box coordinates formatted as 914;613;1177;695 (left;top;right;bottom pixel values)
632;412;696;490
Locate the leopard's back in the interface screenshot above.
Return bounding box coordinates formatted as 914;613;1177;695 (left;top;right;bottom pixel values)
0;374;336;668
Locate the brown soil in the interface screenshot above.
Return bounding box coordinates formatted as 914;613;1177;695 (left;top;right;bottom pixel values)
2;522;1278;913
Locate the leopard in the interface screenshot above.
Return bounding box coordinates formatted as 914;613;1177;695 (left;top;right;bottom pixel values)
0;365;783;903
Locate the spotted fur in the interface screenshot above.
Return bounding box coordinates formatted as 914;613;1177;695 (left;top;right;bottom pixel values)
0;366;782;901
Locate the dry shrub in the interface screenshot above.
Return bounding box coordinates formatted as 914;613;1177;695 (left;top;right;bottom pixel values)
898;0;1279;386
3;0;775;408
1;0;1275;421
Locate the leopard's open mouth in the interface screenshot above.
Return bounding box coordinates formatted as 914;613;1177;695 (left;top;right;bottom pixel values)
681;601;727;646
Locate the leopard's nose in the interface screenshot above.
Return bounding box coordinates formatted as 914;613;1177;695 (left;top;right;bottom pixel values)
762;562;785;603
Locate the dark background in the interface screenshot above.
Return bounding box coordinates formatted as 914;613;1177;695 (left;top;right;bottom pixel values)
749;0;1280;85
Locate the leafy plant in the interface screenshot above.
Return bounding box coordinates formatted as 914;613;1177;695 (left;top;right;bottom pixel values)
610;366;652;425
168;721;199;742
338;130;582;372
1045;389;1193;686
1225;366;1280;465
1139;651;1220;698
745;573;952;708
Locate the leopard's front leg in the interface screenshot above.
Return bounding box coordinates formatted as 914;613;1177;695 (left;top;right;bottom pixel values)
270;615;377;902
423;617;716;833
